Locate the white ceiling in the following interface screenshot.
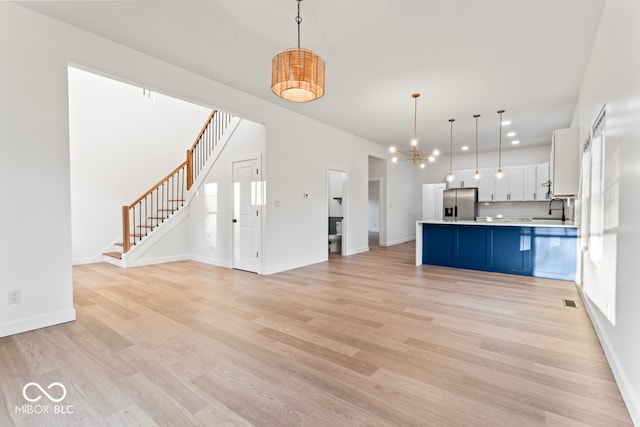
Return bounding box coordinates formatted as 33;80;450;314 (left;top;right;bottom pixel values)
21;0;605;155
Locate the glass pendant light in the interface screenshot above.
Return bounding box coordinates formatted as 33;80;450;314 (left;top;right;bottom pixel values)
446;119;455;182
473;114;481;180
495;109;505;179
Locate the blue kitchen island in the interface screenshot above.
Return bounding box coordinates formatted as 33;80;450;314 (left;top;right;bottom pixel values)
416;220;578;281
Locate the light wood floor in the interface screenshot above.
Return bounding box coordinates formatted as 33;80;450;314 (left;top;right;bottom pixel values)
0;242;632;426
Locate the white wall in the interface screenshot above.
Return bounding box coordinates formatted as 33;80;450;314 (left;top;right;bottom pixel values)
369;156;387;243
368;181;380;232
0;3;389;335
328;170;344;217
189;120;266;268
68;67;211;263
386;161;418;245
0;5;76;336
571;0;640;422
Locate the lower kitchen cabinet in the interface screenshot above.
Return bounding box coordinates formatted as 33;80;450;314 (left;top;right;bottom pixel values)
422;223;576;281
490;226;532;275
423;224;455;266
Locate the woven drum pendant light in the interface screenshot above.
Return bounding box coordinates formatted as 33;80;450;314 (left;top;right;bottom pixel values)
272;0;325;102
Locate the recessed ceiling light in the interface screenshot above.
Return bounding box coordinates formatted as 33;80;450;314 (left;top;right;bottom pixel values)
461;146;469;151
511;140;520;145
507;132;516;137
501;120;511;126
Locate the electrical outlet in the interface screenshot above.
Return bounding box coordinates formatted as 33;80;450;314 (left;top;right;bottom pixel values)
8;290;21;305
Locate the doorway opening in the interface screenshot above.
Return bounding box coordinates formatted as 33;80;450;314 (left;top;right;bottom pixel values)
368;179;382;248
328;169;347;258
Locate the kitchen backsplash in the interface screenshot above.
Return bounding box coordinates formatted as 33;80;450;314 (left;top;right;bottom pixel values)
477;200;574;221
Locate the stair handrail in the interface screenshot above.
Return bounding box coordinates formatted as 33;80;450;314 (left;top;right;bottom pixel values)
187;109;216;189
122;161;188;253
186;109;233;189
121;109;234;253
127;161;188;209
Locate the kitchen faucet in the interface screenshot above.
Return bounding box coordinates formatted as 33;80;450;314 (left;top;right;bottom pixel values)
549;198;566;223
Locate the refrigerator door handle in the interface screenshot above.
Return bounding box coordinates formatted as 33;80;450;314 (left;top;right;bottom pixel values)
454;206;458;218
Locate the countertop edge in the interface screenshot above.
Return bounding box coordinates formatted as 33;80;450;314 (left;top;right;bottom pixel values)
417;220;578;229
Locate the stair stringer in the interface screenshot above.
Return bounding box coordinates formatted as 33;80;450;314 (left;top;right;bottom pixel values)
103;116;243;268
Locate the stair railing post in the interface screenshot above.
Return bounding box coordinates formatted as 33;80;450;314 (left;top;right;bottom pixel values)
122;206;131;253
186;149;193;190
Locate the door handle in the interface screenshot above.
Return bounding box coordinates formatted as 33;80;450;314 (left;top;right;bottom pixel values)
232;219;237;223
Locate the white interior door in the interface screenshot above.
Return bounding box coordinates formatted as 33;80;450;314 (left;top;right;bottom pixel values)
232;158;261;273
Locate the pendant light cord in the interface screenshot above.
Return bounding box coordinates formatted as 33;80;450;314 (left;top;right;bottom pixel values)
296;0;302;49
448;119;455;174
474;114;480;172
497;110;504;171
413;96;417;142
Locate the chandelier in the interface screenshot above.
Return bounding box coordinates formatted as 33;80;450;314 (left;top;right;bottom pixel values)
271;0;325;103
389;93;439;169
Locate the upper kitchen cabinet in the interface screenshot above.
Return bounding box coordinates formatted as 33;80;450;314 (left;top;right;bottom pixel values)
477;168;495;202
536;162;551;200
523;165;537;201
550;128;580;197
453;170;479;189
494;166;524;201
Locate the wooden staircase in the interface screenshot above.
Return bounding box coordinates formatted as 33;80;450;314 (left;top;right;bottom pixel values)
103;109;235;265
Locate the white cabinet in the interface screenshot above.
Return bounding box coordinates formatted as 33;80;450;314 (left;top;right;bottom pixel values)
523;165;537;201
493;167;524;201
536;162;550;200
551;128;580;197
456;171;478;189
477;168;494;202
451;162;550;202
508;167;524;201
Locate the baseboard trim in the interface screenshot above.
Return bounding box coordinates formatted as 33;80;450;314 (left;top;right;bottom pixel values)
127;254;189;268
383;236;416;247
578;287;639;425
189;255;232;269
72;255;103;265
345;246;369;256
263;255;327;276
0;309;76;338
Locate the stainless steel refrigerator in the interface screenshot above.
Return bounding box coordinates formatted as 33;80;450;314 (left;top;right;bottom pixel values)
443;188;478;221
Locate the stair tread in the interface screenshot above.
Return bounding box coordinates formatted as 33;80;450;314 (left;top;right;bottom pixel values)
103;252;122;260
168;199;185;202
148;216;165;220
137;225;155;229
115;242;123;247
157;209;176;212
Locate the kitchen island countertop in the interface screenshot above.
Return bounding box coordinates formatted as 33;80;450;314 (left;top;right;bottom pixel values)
417;220;577;229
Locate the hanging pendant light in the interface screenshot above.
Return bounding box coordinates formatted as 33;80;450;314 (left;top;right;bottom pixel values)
389;93;439;168
272;0;325;103
473;114;481;180
446;119;455;182
495;109;505;179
